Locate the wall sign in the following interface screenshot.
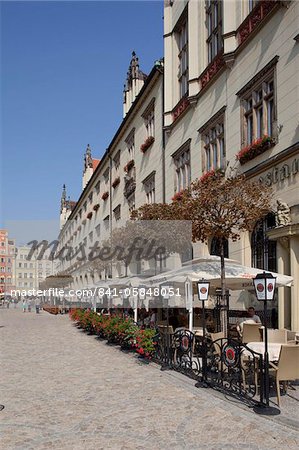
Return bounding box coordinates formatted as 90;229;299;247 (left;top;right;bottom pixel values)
259;157;298;186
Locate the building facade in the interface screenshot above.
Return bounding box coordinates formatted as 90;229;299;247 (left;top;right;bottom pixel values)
0;229;16;296
56;54;165;289
56;1;299;330
14;246;56;293
163;0;298;330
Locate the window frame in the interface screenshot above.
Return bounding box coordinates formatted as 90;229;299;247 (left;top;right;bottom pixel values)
206;0;223;64
176;17;189;99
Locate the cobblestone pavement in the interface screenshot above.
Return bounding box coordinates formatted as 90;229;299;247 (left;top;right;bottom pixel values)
1;309;298;450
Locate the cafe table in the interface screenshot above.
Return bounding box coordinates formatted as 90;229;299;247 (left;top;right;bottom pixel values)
245;342;282;362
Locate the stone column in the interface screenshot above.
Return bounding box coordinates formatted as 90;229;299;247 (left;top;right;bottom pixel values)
276;238;291;330
290;236;299;331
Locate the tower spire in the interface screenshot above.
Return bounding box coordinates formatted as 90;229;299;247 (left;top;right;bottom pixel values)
60;184;67;212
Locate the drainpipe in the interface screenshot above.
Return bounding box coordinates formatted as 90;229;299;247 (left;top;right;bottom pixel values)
156;63;165;203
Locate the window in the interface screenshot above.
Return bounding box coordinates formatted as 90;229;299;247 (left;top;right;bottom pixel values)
177;18;188;98
30;273;33;278
206;0;223;64
83;202;87;212
242;78;275;145
89;231;93;243
202;115;225;172
210;237;229;258
237;59;278;147
143;104;155;138
248;0;259;13
18;273;22;278
251;213;277;272
24;263;27;268
143;172;156;204
19;263;22;268
103;168;110;184
24;273;27;278
126;130;135;160
128;194;135;213
113;151;120;173
113;205;121;221
30;263;33;268
95;181;100;194
103;215;110;229
0;258;4;263
95;224;101;238
173;142;191;192
1;267;5;272
88;192;93;204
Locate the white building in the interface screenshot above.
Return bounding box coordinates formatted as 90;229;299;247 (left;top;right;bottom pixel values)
56;1;299;330
14;246;56;293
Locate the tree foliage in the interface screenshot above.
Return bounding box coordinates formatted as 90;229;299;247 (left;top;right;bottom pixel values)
132;172;273;244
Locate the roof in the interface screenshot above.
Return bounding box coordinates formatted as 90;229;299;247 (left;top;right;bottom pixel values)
92;159;100;171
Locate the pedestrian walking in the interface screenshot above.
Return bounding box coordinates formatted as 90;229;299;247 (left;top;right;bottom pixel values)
22;299;27;313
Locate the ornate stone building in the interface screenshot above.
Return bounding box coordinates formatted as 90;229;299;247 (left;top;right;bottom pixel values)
57;1;299;330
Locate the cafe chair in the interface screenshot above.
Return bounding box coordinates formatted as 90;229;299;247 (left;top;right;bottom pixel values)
264;329;287;344
269;344;299;406
241;323;262;344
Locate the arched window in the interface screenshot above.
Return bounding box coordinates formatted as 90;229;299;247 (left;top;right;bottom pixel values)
210;237;229;258
251;213;276;271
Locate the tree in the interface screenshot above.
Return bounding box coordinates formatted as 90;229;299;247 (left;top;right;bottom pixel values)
132;171;273;333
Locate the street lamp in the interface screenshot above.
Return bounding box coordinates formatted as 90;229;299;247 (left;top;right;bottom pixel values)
195;279;210;388
253;271;280;416
160;285;171;371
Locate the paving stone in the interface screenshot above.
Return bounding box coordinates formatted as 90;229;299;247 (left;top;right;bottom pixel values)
0;309;298;449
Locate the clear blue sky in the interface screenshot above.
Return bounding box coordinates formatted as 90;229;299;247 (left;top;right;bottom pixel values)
1;0;163;229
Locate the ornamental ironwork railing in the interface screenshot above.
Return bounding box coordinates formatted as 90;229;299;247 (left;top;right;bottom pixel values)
153;330;263;405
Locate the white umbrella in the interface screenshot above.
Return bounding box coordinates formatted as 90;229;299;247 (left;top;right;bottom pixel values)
143;256;293;290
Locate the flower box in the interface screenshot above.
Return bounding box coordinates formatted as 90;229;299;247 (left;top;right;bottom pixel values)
87;212;93;220
200;169;224;183
112;177;120;189
102;191;109;201
140;136;155;153
124;159;135;173
236;136;275;165
93;203;100;211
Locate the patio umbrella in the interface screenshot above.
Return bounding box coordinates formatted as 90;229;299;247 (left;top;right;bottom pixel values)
142;256;293;331
143;256;293;290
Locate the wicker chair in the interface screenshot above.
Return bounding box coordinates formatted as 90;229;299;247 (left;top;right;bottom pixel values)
264;329;287;344
269;344;299;406
242;323;262;344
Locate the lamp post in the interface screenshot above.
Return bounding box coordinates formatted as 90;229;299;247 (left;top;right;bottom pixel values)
253;271;280;416
195;279;210;388
160;285;171;371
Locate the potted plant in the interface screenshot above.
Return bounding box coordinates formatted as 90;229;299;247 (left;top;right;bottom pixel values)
200;168;224;183
112;177;120;189
87;211;93;220
124;159;135;173
236;135;275;165
102;191;109;201
172;191;184;202
140;136;155;153
93;203;100;211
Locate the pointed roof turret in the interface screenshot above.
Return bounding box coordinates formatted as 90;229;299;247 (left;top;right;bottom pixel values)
60;184;67;212
84;144;93;171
